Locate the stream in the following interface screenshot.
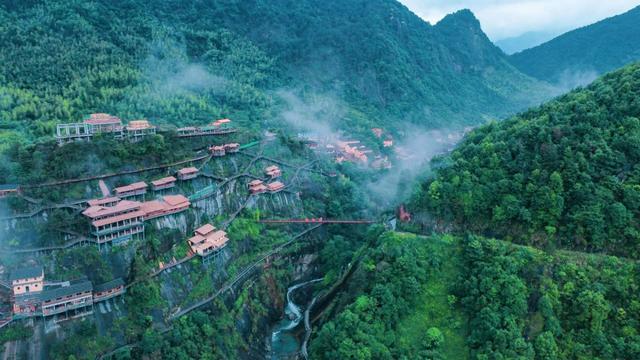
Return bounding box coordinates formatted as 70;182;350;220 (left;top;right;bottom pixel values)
270;278;322;359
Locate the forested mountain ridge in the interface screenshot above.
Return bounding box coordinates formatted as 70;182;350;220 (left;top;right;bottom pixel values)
510;5;640;87
414;62;640;258
0;0;552;147
309;232;640;359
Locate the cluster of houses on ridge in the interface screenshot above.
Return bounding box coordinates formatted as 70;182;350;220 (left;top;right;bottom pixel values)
55;113;236;145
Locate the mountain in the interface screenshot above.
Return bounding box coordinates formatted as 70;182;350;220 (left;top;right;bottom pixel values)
510;6;640;87
414;62;640;258
309;232;640;359
495;30;560;55
0;1;552;146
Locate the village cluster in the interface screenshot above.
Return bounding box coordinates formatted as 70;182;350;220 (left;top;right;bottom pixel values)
55;113;236;145
0;113;293;326
303;127;394;170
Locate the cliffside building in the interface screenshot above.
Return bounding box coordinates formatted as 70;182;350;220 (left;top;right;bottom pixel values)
114;182;148;198
126;120;157;141
188;224;229;263
177;167;199;180
41;281;93;319
83;200;145;249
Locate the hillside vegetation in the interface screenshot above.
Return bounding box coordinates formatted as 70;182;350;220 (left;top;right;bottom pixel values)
510;6;640;87
310;232;640;360
310;232;469;360
0;0;551;148
459;236;640;360
415;62;640;258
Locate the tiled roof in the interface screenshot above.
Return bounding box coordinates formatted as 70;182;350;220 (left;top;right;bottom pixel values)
40;281;93;303
84;113;121;125
83;200;141;219
114;182;148;194
10;266;43;281
126;120;154;130
87;196;121;207
163;195;189;206
178;167;198;175
267;182;285;191
94;278;125;293
151;176;176;186
195;224;215;236
92;210;145;227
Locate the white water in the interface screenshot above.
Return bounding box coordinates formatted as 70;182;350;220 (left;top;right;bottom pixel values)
270;278;323;358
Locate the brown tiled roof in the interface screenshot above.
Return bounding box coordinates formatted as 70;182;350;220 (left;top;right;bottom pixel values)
163;195;189;206
114;182;147;194
83;200;142;219
195;224;215;236
267;182;285;191
87;196;121;207
151;176;176;186
92;210;145;227
126;120;154;130
84;113;121;125
178;167;198;175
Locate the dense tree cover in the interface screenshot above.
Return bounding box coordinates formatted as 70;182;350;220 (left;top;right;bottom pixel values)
310;231;458;360
511;6;640;86
49;321;114;360
0;0;551;147
0;0;275;146
416;63;640;258
459;236;640;359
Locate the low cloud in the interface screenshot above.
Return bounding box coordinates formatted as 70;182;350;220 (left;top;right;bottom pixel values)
367;126;467;205
142;38;228;98
556;68;599;90
276;90;345;141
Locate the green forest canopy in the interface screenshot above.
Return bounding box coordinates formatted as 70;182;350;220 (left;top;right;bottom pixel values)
510;5;640;86
0;0;552;147
415;62;640;258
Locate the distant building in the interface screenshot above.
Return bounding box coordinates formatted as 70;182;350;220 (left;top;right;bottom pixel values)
266;181;285;193
0;184;19;198
176;119;236;137
40;280;93;318
248;180;267;194
265;165;282;178
10;266;44;296
84;113;124;136
11;266;44;316
224;143;240;153
93;278;125;302
336;141;368;164
114;182;148;198
83;200;145;248
209;145;226;157
188;224;229;262
211;118;232;127
55;113;158;145
86;196;121;208
151;176;177;191
126;119;156;141
177;167;199;180
140;195;190;220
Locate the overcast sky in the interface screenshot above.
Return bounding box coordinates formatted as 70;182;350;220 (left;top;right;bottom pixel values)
399;0;640;40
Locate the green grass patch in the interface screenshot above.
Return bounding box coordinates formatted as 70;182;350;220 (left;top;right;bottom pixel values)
396;234;469;360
